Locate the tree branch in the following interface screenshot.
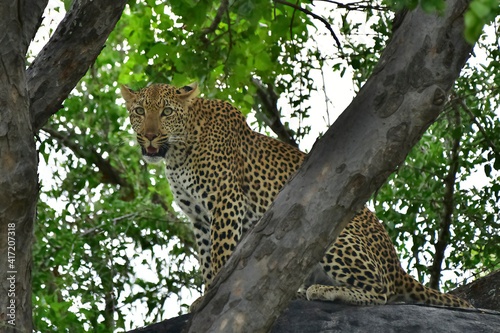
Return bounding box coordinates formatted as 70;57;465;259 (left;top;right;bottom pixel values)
274;0;342;50
42;127;129;189
450;269;500;311
429;106;462;290
27;0;127;132
313;0;388;12
252;78;298;147
21;0;48;52
41;127;198;250
458;97;498;155
200;0;229;43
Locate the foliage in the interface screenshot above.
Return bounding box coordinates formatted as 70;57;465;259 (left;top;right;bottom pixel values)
372;26;500;290
464;0;500;43
32;0;499;331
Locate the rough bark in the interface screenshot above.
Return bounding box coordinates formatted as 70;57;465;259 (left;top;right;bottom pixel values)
20;0;48;49
0;0;127;330
0;2;39;331
128;300;500;333
129;273;500;332
451;270;500;312
185;1;474;332
27;0;128;132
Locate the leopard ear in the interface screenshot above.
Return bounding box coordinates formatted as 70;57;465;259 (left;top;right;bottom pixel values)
177;82;200;102
120;85;137;105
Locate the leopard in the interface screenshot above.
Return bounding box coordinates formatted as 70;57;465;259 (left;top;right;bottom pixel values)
120;82;472;309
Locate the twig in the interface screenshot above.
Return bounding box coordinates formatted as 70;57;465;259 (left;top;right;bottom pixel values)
274;0;342;50
319;59;331;126
458;99;498;155
200;0;230;43
429;106;462;290
252;78;299;147
312;0;387;12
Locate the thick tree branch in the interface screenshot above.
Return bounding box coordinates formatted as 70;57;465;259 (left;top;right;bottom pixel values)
21;0;48;52
429;106;462;290
274;0;342;49
186;1;474;331
0;2;39;332
252;78;298;147
451;269;500;311
27;0;127;132
130;299;500;333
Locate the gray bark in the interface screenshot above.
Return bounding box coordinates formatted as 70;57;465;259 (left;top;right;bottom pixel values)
451;269;500;312
128;272;500;332
186;1;475;332
128;300;500;333
0;0;126;331
0;2;39;331
27;0;128;132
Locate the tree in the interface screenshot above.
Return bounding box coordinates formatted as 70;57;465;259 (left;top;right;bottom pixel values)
0;1;127;332
0;0;498;332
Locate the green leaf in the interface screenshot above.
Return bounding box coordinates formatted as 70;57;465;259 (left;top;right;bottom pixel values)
464;0;499;43
470;0;492;18
484;163;492;177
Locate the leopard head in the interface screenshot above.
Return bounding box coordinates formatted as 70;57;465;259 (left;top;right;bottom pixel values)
120;83;199;164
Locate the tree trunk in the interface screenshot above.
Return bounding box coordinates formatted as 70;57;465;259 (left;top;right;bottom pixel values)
0;0;126;330
186;1;474;332
0;2;39;331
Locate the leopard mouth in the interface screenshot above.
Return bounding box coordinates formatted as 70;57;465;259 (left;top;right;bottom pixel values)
141;145;168;158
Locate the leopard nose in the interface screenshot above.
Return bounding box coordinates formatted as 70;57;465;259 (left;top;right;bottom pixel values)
145;132;158;141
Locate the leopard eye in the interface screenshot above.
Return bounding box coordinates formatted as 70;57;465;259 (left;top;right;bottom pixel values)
134;107;145;115
161;107;174;117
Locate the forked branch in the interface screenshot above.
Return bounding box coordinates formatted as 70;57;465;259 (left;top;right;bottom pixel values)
274;0;342;49
200;0;230;43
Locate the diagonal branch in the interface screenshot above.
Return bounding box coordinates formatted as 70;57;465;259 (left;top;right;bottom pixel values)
458;97;498;155
41;127;129;188
41;127;197;249
200;0;230;43
429;105;462;290
274;0;342;50
21;0;48;53
252;78;298;147
27;0;127;132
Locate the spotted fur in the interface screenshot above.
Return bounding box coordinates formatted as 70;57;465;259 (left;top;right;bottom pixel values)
120;82;472;308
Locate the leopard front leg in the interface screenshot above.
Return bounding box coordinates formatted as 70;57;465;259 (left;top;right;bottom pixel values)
189;219;212;313
209;193;245;279
190;209;242;313
306;285;388;305
192;219;213;288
